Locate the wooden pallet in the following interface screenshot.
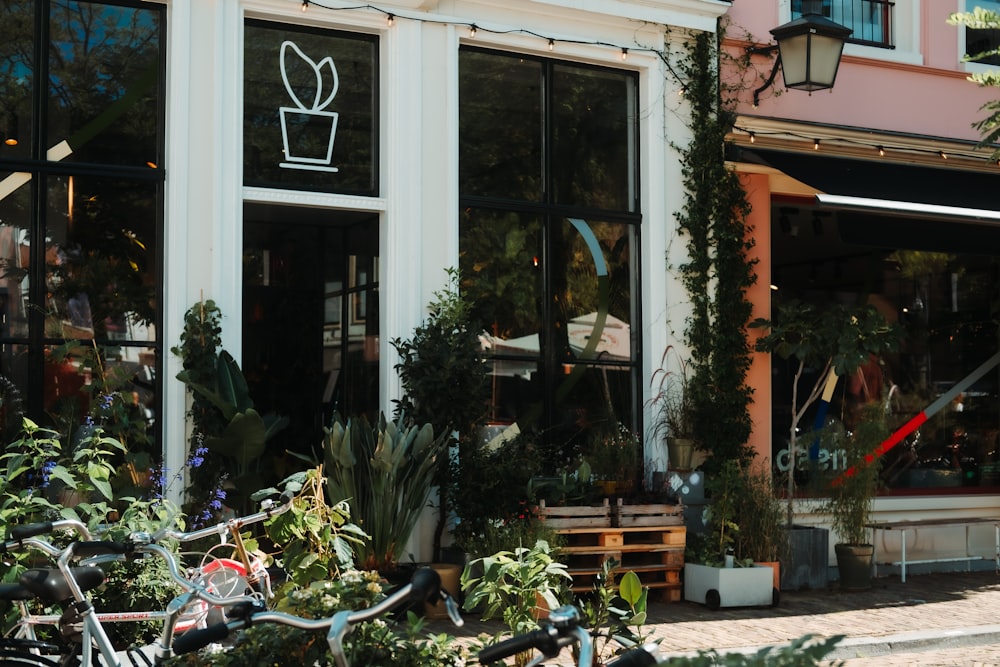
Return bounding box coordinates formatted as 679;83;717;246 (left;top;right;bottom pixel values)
535;498;612;529
613;499;684;527
554;525;686;601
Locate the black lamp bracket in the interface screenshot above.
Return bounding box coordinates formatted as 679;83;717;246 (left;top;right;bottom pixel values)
747;44;781;107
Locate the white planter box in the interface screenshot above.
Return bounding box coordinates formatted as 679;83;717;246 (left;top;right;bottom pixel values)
684;562;776;609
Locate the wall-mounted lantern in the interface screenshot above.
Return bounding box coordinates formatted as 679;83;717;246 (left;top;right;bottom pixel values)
749;0;853;106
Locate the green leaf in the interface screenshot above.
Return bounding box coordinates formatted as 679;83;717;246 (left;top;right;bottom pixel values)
619;570;642;606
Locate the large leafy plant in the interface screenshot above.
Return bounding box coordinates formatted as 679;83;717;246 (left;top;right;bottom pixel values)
175;348;288;511
461;540;571;645
265;467;367;587
323;412;449;572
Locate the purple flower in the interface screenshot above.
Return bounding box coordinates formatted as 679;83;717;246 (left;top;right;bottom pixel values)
38;460;56;488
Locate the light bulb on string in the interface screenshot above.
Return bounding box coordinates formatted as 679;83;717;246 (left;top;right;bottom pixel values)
301;0;308;12
469;24;477;38
620;47;628;61
386;13;394;27
548;39;555;51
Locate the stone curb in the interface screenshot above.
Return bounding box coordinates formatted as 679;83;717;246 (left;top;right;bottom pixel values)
662;624;1000;661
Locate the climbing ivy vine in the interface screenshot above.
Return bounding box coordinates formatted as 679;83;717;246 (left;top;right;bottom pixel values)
673;28;757;472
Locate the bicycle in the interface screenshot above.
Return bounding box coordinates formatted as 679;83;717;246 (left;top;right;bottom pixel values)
0;494;293;666
477;605;660;667
171;566;464;667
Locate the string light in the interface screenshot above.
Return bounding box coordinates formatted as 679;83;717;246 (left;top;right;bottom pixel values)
734;125;1000;168
288;0;679;67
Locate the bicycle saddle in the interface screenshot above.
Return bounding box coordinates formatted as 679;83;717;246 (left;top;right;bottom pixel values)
18;566;106;603
0;581;37;601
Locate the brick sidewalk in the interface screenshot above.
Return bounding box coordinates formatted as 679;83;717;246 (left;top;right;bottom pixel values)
431;569;1000;661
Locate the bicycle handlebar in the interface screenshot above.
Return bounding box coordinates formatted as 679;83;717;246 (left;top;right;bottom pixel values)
478;626;568;663
172;566;464;665
1;519;93;554
150;491;294;544
478;605;593;667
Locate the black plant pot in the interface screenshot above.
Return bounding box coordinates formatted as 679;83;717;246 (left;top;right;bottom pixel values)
834;543;874;591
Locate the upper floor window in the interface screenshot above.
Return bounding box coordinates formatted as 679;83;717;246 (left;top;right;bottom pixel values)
963;0;1000;66
793;0;894;49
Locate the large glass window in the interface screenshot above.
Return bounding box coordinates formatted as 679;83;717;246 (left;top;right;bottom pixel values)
459;47;640;453
243;20;378;196
0;0;163;452
769;206;1000;493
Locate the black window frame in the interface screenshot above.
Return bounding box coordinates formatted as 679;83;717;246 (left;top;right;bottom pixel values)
458;46;643;446
0;0;166;439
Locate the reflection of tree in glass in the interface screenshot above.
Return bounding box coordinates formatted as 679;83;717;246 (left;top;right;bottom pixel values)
557;220;631;325
551;65;634;211
47;179;155;338
46;1;161;166
459;50;542;201
0;1;33;157
459;210;543;341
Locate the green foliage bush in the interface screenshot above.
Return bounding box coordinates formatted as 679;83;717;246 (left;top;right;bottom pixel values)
659;634;843;666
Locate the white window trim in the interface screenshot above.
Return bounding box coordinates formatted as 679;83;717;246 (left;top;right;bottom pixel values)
958;0;1000;76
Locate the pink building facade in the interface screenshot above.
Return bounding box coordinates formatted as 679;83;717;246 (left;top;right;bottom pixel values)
724;2;1000;569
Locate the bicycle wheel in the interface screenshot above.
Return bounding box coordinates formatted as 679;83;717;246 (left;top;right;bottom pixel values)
174;559;250;634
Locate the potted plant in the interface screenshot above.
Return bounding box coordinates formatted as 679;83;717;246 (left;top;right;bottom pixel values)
649;349;696;471
683;460;778;610
461;540;571;667
323;411;450;573
821;402;887;590
585;422;642;496
734;460;788;595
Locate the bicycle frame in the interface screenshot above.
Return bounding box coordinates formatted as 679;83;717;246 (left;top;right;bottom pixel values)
172;567;465;667
3;495;293;666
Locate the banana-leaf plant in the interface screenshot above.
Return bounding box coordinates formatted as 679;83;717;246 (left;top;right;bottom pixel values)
176;350;288;510
323;412;449;572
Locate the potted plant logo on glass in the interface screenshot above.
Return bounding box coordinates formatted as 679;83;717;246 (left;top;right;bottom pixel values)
278;40;340;172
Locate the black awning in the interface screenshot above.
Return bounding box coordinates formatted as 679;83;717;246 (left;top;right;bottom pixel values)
731;145;1000;212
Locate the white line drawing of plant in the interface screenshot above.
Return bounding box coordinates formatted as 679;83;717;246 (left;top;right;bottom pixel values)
278;40;340;171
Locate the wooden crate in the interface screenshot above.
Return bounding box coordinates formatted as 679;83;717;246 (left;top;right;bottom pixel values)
535;498;612;529
613;499;685;527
